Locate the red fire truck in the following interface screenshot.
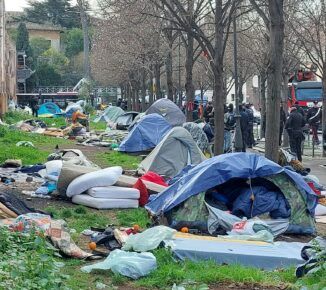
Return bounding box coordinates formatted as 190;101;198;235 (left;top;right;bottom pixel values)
288;70;323;110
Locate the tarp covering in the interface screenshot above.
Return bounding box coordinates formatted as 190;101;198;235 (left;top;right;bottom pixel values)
119;114;172;153
183;122;209;153
164;233;305;270
146;153;317;216
94;106;125;123
146;99;186;127
138;127;206;178
38;102;61;117
116;112;139;130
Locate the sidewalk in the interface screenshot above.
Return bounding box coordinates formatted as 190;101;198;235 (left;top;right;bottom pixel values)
252;141;326;185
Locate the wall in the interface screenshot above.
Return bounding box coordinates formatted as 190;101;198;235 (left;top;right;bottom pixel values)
29;29;61;51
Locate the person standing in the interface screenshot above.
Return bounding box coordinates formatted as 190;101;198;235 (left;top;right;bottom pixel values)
204;101;214;123
239;105;249;152
279;104;287;146
295;101;306;118
224;103;236;152
30;96;39;117
285;106;306;162
307;101;322;145
245;103;255;148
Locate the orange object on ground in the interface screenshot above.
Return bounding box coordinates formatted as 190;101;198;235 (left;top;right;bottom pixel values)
88;242;97;250
180;227;189;233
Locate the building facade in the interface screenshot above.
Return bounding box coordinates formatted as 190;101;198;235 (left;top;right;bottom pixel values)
0;0;16;115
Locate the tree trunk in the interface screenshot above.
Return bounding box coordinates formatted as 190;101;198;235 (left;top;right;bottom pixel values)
77;0;90;80
165;29;174;101
154;62;161;99
141;67;146;112
185;31;194;122
238;81;244;103
281;74;289;147
265;0;284;162
212;0;225;156
259;73;266;139
322;70;326;157
127;84;132;111
149;65;154;106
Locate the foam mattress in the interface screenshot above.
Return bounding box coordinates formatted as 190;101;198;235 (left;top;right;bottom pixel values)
87;186;140;199
72;194;139;209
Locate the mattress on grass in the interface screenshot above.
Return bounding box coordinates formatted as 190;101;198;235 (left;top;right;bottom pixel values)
87;186;140;199
164;233;305;270
72;194;139;209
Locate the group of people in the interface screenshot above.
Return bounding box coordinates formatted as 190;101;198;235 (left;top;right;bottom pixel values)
285;101;322;161
203;101;257;153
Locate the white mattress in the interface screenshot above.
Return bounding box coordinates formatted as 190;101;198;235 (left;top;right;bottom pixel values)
72;194;139;209
66;166;122;197
87;186;140;199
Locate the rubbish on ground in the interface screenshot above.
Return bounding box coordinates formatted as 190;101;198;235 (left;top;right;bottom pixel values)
81;249;157;279
10;213;52;233
94;106;124;123
296;236;326;277
222;229;274;243
72;195;139;209
119;114;171;153
3;159;22;168
165;232;306;270
122;225;176;252
66;166;122;197
16;141;35;147
88;242;97;250
116;175;167;193
114;228;130;245
138;127;206;178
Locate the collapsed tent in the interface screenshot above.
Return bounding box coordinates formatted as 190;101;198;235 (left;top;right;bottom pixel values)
116;112;139;130
183;122;209;153
146;153;317;235
38;102;61;117
138;127;206;178
146;99;186;127
94;106;125;123
119;114;172;153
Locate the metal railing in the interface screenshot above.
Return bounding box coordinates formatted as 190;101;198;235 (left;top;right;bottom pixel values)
32;86;118;94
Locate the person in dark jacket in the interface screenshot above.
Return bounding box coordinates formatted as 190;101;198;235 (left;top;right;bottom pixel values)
204;101;214;122
239;105;249;152
279;104;287;146
245;103;255;148
307;101;322;145
295;101;306;118
30;97;39;117
285;106;306;162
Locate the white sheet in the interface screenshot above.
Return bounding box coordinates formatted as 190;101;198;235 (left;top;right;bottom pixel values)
72;194;139;209
87;186;140;199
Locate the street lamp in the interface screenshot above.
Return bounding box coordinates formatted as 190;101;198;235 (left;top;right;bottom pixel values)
233;7;243;152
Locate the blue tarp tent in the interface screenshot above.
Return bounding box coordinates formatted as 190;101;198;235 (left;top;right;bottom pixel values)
119;114;172;153
38;102;61;117
146;153;317;234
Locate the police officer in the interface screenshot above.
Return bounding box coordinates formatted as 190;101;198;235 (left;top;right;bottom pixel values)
307;101;322;145
245;103;255;148
285;106;306;162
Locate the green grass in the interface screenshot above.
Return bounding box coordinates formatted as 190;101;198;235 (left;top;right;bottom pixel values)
0;126;71;165
90;121;107;131
96;151;142;169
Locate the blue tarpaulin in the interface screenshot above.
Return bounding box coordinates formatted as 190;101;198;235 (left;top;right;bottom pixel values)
119;114;172;153
146;153;317;216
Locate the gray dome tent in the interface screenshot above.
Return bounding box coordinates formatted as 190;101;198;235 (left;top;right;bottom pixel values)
138;127;206;178
146;99;186;127
183;122;209;153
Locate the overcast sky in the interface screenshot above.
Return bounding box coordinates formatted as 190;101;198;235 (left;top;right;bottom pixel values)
5;0;97;11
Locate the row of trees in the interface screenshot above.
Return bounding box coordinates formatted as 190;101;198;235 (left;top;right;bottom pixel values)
91;0;326;160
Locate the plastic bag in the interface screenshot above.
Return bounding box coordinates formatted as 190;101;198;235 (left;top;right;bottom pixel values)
122;226;176;252
230;219;270;235
81;250;157;279
222;230;274;243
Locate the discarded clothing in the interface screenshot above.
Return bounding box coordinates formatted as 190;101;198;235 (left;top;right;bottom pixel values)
81;250;157;279
15;164;46;174
10;213;52;233
122;225;176;252
16;141;34;147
